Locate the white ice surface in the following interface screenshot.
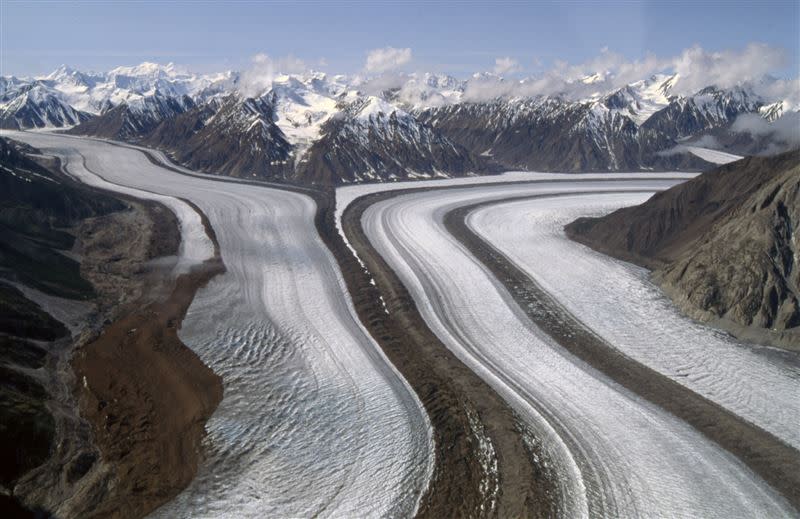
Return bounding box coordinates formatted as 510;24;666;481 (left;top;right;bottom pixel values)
335;171;697;258
361;181;795;517
469;194;800;450
2;133;213;272
1;130;433;518
686;146;743;164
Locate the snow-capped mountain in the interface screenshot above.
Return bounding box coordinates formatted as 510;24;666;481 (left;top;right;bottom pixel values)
3;62;225;118
391;73;465;108
601;74;676;125
266;72;351;161
67;92;196;141
3;62;797;183
640;85;762;138
417;74;781;172
139;94;295;180
298;96;485;184
0;82;91;129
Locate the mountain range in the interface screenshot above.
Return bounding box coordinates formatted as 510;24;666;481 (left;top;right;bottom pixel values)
2;62;797;184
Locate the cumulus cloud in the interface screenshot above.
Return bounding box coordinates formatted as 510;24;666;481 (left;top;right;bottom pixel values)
690;135;722;149
752;77;800;107
458;47;671;102
358;71;410;96
552;47;666;84
493;57;520;75
731;111;800;154
670;43;787;95
348;42;796;111
364;47;412;73
455;42;797;104
239;53;308;97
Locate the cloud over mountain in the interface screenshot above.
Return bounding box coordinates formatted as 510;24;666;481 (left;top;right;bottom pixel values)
364;47;412;73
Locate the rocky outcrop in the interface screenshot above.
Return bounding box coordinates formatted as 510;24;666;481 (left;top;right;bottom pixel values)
0;138;223;516
140;95;295;180
417;97;720;172
566;150;800;346
297;97;492;184
65;92;195;141
0;83;91;129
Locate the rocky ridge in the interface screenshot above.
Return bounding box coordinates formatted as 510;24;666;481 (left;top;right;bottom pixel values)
566;150;800;347
3;63;798;183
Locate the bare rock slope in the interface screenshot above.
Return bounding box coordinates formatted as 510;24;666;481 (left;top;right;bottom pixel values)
566;150;800;347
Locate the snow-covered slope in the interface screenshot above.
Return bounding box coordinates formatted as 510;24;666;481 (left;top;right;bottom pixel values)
297;96;485;184
266;72;350;160
601;74;676;125
394;73;465;108
0;83;91;129
5;61;795;181
65;92;196;140
141;95;295;180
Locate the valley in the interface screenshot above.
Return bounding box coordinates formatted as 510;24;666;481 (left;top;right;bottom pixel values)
3;130;433;517
4;129;796;516
2;11;798;515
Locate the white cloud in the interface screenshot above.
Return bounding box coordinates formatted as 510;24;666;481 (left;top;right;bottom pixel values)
731;111;800;153
549;48;668;90
459;43;795;104
358;72;409;95
493;57;519;75
239;53;308;97
670;43;787;95
364;47;412;73
757;78;800;107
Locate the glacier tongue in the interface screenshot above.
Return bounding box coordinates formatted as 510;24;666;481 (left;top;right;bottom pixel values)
3;130;434;518
358;178;796;517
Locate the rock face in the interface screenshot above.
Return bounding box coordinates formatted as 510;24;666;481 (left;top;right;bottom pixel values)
8;62;798;183
566;150;800;344
416;98;712;172
297;97;489;184
414;84;765;173
65;92;196;141
0;137;224;517
0;83;91;129
140;95;296;180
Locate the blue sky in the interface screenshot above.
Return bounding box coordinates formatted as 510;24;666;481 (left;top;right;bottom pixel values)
2;1;799;78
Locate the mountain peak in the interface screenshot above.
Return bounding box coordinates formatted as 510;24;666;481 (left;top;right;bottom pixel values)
108;61;183;79
45;64;76;80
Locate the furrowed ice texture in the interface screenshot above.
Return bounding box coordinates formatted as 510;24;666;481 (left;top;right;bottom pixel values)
335;171;698;254
358;181;795;517
469;194;800;450
1;130;433;518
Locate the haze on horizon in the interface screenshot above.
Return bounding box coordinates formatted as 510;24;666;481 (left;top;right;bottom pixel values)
2;0;799;82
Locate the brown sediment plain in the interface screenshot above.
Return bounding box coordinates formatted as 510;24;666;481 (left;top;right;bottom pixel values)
2;144;223;518
70;199;224;519
334;190;560;519
445;193;800;511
